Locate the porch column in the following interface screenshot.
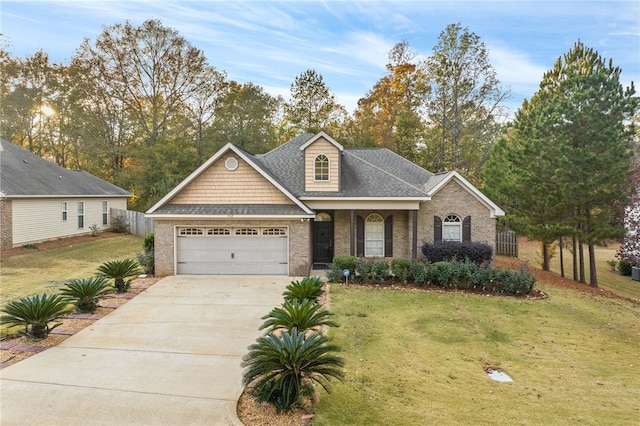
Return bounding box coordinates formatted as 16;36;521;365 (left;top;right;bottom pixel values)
412;210;418;260
350;209;355;256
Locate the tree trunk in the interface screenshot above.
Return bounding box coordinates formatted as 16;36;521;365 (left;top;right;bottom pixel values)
578;238;586;283
542;243;550;271
572;235;578;281
588;243;598;287
559;237;565;278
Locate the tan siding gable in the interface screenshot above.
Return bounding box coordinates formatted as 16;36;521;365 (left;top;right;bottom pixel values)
171;154;293;205
304;137;340;192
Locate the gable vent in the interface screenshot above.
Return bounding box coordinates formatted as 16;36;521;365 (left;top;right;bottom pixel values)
225;157;238;171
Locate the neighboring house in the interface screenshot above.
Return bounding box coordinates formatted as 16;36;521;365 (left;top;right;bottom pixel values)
147;132;505;276
0;137;131;250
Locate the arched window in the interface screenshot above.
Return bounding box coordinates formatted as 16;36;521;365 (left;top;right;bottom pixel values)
443;214;462;242
365;213;384;256
314;154;329;181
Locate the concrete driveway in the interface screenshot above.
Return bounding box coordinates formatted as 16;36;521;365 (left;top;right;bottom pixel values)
0;275;292;425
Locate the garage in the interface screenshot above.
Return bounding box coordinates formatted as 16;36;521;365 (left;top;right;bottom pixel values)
175;226;289;275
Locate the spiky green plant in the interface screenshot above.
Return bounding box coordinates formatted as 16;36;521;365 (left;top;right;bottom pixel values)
242;327;344;412
282;276;324;303
260;299;338;333
96;258;141;293
59;276;112;313
1;293;73;339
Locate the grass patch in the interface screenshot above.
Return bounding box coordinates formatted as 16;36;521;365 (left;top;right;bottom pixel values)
517;239;640;300
0;235;143;315
314;285;640;425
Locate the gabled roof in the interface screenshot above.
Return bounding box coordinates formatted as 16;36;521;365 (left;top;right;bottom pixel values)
425;171;505;218
146;143;314;216
0;138;130;198
299;131;343;152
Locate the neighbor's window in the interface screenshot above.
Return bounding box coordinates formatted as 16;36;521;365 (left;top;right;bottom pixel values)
77;202;84;229
102;201;108;225
314;154;329;181
443;214;462;242
365;213;384;256
61;201;68;221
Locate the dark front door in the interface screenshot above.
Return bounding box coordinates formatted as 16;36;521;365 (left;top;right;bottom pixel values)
313;212;334;264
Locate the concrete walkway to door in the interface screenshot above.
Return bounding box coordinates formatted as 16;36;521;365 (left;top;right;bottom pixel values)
0;275;292;426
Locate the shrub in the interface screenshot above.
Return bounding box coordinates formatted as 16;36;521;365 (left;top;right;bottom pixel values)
618;259;632;276
356;258;376;283
96;258;142;292
1;293;73;339
372;259;390;282
283;276;324;303
391;258;412;283
332;255;357;274
606;259;618;272
421;241;493;265
242;327;344;412
410;261;429;286
110;215;129;233
60;277;112;313
137;233;155;274
325;264;343;283
260;299;338;333
90;224;100;237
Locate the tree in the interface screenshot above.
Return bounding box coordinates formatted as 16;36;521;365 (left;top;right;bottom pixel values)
424;23;510;181
483;41;637;285
209;81;283;154
351;41;428;161
74;19;212;147
283;69;346;138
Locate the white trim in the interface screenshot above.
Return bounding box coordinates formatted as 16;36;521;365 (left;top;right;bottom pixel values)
6;195;129;199
299;131;344;151
149;214;315;220
146;143;314;216
304;199;424;210
427;171;505;218
313;154;330;182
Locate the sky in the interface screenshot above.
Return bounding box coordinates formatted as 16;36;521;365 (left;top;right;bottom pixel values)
1;0;638;116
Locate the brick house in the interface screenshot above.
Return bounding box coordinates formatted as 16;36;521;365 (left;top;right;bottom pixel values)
0;137;130;250
147;132;504;276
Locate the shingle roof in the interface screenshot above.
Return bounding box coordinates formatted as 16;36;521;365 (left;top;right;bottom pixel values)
258;133;432;198
0;138;130;197
152;204;309;216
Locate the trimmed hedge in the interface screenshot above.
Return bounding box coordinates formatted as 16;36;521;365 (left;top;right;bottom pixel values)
421;241;493;265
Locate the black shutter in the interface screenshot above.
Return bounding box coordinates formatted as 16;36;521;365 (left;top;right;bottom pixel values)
357;215;364;257
434;216;442;243
463;216;471;242
385;215;393;257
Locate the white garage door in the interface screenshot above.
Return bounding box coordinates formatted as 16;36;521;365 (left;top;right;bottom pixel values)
176;227;288;275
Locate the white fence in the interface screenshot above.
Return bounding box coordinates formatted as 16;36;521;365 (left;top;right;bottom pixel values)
110;208;154;237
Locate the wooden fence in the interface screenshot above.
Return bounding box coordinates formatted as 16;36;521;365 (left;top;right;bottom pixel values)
111;208;154;237
496;230;518;257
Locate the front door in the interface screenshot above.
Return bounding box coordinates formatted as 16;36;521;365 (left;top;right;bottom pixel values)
313;212;334;264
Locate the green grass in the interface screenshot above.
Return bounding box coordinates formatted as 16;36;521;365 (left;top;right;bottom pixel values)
516;239;640;300
313;284;640;425
0;235;143;312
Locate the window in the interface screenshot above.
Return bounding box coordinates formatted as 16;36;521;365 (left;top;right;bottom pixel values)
61;202;68;221
314;154;329;181
365;214;384;256
263;228;286;236
236;228;258;235
102;201;108;225
77;202;84;229
180;228;204;235
443;214;462;242
208;228;230;235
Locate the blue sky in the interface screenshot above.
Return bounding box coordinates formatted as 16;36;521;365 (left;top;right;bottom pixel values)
1;1;638;115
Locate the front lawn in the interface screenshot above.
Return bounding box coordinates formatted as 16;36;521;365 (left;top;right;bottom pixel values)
313;283;639;425
0;234;143;311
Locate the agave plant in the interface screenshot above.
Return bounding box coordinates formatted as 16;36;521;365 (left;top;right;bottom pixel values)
260;299;338;333
1;293;73;339
282;276;324;303
242;327;344;412
60;276;112;313
96;258;141;293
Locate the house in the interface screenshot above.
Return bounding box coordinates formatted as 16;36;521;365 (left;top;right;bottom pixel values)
147;132;505;276
0;137;131;250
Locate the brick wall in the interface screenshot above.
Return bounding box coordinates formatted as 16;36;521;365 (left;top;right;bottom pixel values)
0;199;12;251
